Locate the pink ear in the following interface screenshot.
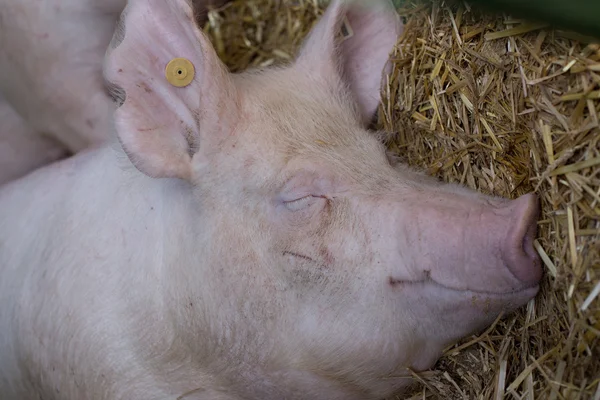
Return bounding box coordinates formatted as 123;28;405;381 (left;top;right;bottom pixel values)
296;0;402;125
104;0;238;181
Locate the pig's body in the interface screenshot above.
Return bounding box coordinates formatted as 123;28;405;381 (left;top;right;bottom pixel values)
0;0;543;399
0;147;255;400
0;143;538;400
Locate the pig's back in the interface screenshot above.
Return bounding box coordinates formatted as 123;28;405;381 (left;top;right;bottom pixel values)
0;147;151;399
0;147;103;281
0;147;102;297
0;147;215;400
0;148;107;398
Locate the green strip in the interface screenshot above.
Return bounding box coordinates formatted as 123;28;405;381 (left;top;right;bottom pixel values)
456;0;600;40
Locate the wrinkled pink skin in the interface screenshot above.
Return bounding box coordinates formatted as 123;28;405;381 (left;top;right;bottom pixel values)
0;0;225;185
0;0;542;399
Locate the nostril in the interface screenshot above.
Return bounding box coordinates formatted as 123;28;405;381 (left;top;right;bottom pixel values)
503;193;543;286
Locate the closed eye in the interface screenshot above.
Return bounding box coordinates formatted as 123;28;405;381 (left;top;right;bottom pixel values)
283;251;315;263
284;195;316;212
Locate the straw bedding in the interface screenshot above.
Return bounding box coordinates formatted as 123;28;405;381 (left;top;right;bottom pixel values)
200;0;600;398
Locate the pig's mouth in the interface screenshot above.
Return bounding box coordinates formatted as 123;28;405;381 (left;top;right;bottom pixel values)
388;274;539;297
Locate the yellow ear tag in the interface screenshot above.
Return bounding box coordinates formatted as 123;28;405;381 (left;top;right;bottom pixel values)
165;58;195;87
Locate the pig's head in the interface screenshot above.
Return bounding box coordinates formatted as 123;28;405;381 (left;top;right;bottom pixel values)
104;0;542;398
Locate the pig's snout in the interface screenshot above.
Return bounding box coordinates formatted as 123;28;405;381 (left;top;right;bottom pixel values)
502;193;543;287
388;189;544;295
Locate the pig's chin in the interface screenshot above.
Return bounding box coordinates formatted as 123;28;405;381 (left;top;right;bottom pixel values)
389;281;539;374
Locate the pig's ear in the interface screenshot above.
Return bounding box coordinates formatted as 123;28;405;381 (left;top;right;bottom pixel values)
296;0;402;125
104;0;238;181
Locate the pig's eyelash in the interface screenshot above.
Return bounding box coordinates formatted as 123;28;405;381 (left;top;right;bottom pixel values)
283;195;315;212
283;251;315;263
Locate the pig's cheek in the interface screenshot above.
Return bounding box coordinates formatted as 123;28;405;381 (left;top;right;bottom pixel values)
280;253;330;290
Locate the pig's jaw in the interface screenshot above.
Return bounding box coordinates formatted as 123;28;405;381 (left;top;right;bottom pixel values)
384;278;539;373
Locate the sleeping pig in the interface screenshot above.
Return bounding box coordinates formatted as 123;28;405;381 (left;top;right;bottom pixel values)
0;0;542;398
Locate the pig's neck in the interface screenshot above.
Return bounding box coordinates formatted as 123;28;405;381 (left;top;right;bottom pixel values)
96;147;293;397
45;146;226;395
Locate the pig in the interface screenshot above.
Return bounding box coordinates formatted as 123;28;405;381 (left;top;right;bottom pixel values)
0;0;543;399
0;0;227;183
0;93;68;185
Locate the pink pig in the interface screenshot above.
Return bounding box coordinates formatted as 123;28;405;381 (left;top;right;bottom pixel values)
0;0;542;399
0;0;226;184
0;94;68;184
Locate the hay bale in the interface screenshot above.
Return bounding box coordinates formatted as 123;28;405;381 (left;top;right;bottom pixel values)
202;0;600;398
